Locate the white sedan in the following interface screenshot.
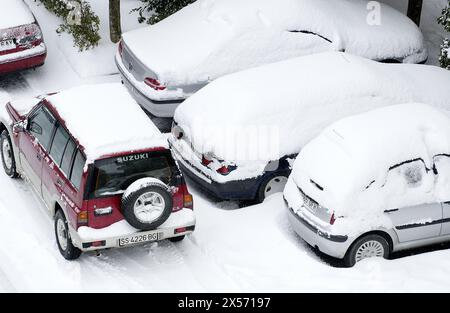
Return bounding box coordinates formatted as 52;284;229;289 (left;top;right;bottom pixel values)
116;0;427;117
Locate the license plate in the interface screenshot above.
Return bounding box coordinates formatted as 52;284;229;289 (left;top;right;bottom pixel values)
118;232;162;247
0;39;16;52
301;192;319;211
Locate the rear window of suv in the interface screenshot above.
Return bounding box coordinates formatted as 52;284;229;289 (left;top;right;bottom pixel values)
88;150;180;198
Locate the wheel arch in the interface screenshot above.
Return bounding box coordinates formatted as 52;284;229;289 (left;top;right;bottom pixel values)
0;122;6;134
53;201;64;218
352;230;395;253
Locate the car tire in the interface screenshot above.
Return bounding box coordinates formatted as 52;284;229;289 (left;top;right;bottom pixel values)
1;130;18;178
55;210;82;260
344;234;390;267
169;235;185;243
255;172;289;203
121;182;173;231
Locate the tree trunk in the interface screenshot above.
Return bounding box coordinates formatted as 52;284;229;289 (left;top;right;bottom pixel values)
109;0;122;43
407;0;423;26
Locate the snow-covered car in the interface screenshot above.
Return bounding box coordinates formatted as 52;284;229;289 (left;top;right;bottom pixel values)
0;84;195;260
115;0;427;117
169;52;450;203
0;0;47;75
284;103;450;267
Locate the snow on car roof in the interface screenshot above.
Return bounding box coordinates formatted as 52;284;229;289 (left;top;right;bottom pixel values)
122;0;426;86
46;84;168;161
0;0;35;30
174;52;450;164
295;103;450;194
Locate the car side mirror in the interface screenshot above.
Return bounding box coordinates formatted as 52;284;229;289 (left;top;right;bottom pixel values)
12;120;27;133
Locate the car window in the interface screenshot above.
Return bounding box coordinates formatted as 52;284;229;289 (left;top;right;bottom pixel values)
91;150;177;198
70;150;86;190
383;159;435;209
60;139;76;178
49;125;70;166
28;106;56;150
389;160;427;188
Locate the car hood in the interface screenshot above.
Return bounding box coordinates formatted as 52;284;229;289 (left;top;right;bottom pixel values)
122;0;426;86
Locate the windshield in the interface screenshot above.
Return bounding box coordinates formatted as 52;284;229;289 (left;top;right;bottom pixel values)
89;150;179;198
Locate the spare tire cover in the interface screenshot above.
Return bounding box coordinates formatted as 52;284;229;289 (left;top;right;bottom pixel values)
121;178;173;231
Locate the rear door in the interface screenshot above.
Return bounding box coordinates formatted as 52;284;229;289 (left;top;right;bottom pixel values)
41;122;70;210
388;203;443;242
62;148;87;229
18;105;56;193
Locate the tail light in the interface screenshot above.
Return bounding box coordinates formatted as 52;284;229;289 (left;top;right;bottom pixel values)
77;211;88;226
144;77;166;91
330;212;336;225
118;40;123;56
175;227;187;234
217;165;230;175
183;194;193;209
201;155;212;166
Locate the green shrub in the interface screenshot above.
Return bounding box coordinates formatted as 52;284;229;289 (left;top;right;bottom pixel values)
438;1;449;69
35;0;100;51
132;0;196;25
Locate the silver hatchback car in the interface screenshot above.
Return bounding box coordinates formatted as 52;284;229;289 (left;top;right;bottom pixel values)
284;103;450;267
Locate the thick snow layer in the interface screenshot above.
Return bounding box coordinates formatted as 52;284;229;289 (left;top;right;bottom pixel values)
285;103;450;235
122;0;426;86
174;52;450;180
45;83;168;161
0;0;35;30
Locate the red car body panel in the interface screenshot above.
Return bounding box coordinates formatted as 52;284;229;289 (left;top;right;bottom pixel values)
0;52;46;75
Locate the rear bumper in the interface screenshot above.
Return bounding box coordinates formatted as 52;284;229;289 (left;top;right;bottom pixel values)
0;44;47;74
115;53;184;117
170;140;261;200
285;199;350;259
70;208;196;251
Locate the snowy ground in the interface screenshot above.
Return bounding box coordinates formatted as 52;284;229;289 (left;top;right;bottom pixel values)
1;0;450;292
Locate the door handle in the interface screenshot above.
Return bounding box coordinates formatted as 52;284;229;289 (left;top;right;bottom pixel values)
56;179;63;187
36;154;42;161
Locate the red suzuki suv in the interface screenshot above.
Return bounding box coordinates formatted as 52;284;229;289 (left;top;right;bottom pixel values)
0;83;195;260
